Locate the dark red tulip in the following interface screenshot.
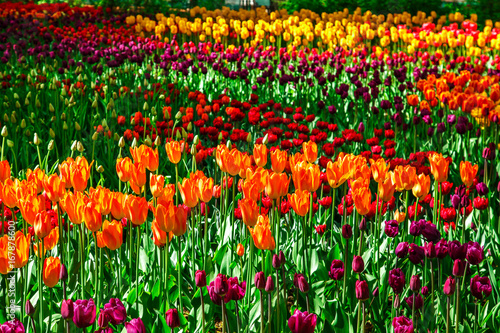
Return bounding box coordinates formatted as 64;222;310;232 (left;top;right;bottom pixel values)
388;268;406;294
443;276;456;296
342;224;352;239
452;259;466;277
255;272;266;290
470;276;492;299
328;260;345;281
449;241;467;260
352;256;364;274
410;275;421;293
61;299;74;320
466;241;484;265
395;242;409;258
355;280;369;301
195;270;207;288
213;274;228;296
288;309;317;333
404;294;423;310
265;276;275;293
165;309;180;328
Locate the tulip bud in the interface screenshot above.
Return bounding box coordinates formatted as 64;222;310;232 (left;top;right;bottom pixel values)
6;140;13;148
92;132;99;141
262;134;269;145
75;122;81;131
96;165;104;173
278;250;285;266
255;272;266;290
71;141;77;151
118;137;125;148
355;280;369;301
33;133;40;146
297;275;309;293
372;287;379;298
265;276;275;293
393;294;400;309
213;274;228;296
165;309;180;328
131;138;137;148
359;218;367;231
342;224;352;239
25;300;35;317
77;141;84;152
154;135;161;147
49;103;55;112
443;276;456;296
246;133;252;143
272;254;282;269
452;259;466;277
410;275;421;292
61;299;74;320
195;270;207;288
236;243;244;257
59;264;68;281
352;256;364;274
175;111;182;120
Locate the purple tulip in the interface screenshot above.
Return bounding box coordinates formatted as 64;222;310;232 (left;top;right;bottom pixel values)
342;224;352;239
25;300;34;318
0;319;24;333
355;280;369;301
59;264;68;281
392;316;414;333
328;260;345;281
470;276;492;299
408;244;425;265
352;256;365;274
452;259;466;277
265;277;275;293
72;299;96;328
409;219;425;237
61;299;74;320
395;242;409;258
384;220;399;238
443;276;456;296
294;274;309;293
410;275;421;292
125;318;146;333
288;309;317;333
255;272;266;290
388;268;406;294
272;254;282;269
165;309;180;328
98;309;111;328
435;239;448;259
424;242;436;258
466;242;484;265
421;286;429;296
207;280;223;306
102;298;126;325
213;274;228;296
449;241;467;260
225;277;246;302
404;294;423;310
476;182;488;196
421;223;441;243
195;270;207;288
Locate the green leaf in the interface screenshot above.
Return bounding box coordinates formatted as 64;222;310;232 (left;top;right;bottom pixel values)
127;287;137;304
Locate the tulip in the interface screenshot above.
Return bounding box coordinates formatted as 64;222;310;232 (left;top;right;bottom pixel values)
395;242;409;258
449;241;468;260
265;172;290;200
270;149;287;173
452;259;466;277
116;157;134;182
412;174;430;199
421;223;441;243
165;141;182;164
165;308;180;328
248;215;275;251
0;160;11;183
195;270;207;288
466;241;484;265
125;318;146;333
171;205;188;236
178;177;199;208
288;309;317;333
352;256;365;274
98;309;111;328
103;298;127;325
428;153;449;182
253;144;268;167
34;210;52;239
130;162;147;192
405;294;423;310
124;195;148;226
43;174;66;202
101;220;123;250
255;272;266;290
302;141;318;163
0;319;25;332
225;277;246;302
61;299;74;320
394;165;416;191
342;224;352;239
13;231;29;268
0;236;10;275
213;274;229;297
288;190;310;217
236;243;244;256
352;187;371;216
388;268;406;294
460;161;478;188
355;280;369;301
370;158;388;183
410;275;421;292
196;177;214;203
83;201;102;232
73;299;96;328
443;276;456;296
378;172;396;202
25;300;35;317
470;276;492;299
70;157;91;191
325;160;350;189
392;316;413;333
292;161;321;192
149;174;165;198
265;276;275;293
384;220;399;238
241;179;260;202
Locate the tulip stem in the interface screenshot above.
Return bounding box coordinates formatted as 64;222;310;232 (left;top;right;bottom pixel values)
412;292;416;332
177;237;183;312
330;189;336;248
343;238;348;303
356;300;361;333
455;277;460;333
430;260;435;322
136;225;141;310
362;302;366;333
200;289;206;333
204;210;209;270
78;224;85;299
276;269;280;331
446;296;451;333
259;291;264;333
165;237;170;309
38;239;43;333
267;293;271;333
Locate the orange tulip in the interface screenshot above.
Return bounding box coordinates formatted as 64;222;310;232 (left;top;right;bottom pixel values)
242;179;261;202
84;201;102;232
428;153;449;182
153;201;175;233
378;172;396;202
43;257;61;288
157;184;176;207
62;191;86;225
394;210;406;224
253;144;268;168
171;205;188;236
116;157;133;182
0;178;17;208
43;227;59;251
0;235;12;274
165;140;182;164
352;187;372;216
302;141;318;163
178;178;199;208
130;162;147;193
43;174;66;202
236;243;244;256
248;215;275;251
13;231;30;269
110;191;126;220
102;220;123;250
407;94;419;107
239;198;259;227
19;194;44;226
265;172;290;200
245;167;268;191
89;186;112;216
352;164;371;182
350;177;370;193
223;148;242;176
394;165;416;192
238;154;252;178
292;161;320;192
270;149;287;173
150;174;165;198
130;145;159;172
96;232;106;248
125;195;148;226
326;160;350;189
460;161;478;188
412;173;431;199
34;210;53;239
216;144;229;172
0;160;10;183
58;157;74;188
288;152;306;172
152;219;173;247
26;168;45;193
370;158;388;183
288;190;310;217
196;177;214;203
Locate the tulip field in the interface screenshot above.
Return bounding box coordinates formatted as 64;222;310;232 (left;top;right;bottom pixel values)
1;1;500;332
